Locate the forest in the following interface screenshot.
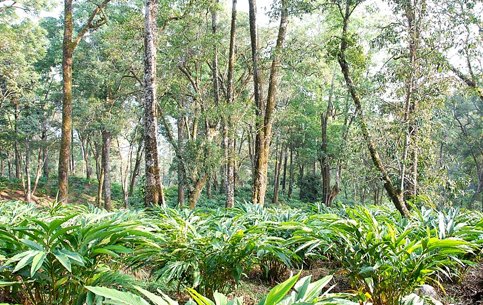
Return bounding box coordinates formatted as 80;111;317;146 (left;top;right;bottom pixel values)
0;0;482;304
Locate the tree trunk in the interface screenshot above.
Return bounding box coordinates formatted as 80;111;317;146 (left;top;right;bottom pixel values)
97;168;104;207
337;3;409;217
272;142;283;204
320;75;335;206
102;130;112;210
250;0;289;206
14;101;21;179
400;1;423;201
288;146;294;198
129;140;143;197
58;0;74;203
177;114;185;207
41;124;49;179
58;0;111;203
224;0;237;208
24;139;31;203
189;174;208;209
281;145;288;194
143;0;165;206
32;146;46;196
70;128;75;174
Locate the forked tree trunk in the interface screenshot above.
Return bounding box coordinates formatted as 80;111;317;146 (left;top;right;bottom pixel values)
58;0;111;203
189;174;209;209
143;0;165;206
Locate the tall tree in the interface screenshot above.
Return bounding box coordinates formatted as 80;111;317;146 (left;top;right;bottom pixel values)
58;0;111;203
335;0;410;217
250;0;289;206
224;0;237;208
143;0;165;206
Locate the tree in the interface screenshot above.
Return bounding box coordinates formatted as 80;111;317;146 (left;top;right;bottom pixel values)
335;0;410;217
58;0;113;203
143;0;165;206
250;0;289;206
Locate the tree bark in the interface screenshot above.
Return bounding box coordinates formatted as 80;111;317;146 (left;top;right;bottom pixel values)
143;0;165;206
102;130;112;210
58;0;74;203
224;0;237;208
14;101;21;179
129;139;143;197
177;113;185;207
41;123;49;179
281;144;288;194
272;142;283;204
24;139;31;203
400;0;423;201
337;2;409;217
288;145;294;198
58;0;111;203
189;174;208;209
250;0;289;206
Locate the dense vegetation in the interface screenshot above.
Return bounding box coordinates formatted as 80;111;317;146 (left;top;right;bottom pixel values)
0;201;481;304
0;0;482;303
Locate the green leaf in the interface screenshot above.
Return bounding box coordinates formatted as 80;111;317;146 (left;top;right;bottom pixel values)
53;250;72;272
85;286;150;305
260;273;300;305
134;286;176;305
13;250;38;273
30;251;46;276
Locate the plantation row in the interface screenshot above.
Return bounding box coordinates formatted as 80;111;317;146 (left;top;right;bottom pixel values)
0;201;481;305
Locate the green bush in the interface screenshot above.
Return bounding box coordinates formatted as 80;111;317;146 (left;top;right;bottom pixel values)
328;206;474;305
0;203;146;305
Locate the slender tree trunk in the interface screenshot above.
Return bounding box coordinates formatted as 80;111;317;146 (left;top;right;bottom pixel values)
97;169;104;207
250;0;289;206
272;142;283;204
177;114;185;207
337;3;409;217
143;0;165;206
288;146;294;198
70;128;75;174
400;1;422;201
281;145;288;194
41;124;49;178
14;101;21;179
129;140;143;197
24;139;31;203
320;76;335;206
224;0;237;208
102;130;112;210
32;146;46;196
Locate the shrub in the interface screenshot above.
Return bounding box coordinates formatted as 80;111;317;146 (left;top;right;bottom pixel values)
0;203;146;305
328;206;474;305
